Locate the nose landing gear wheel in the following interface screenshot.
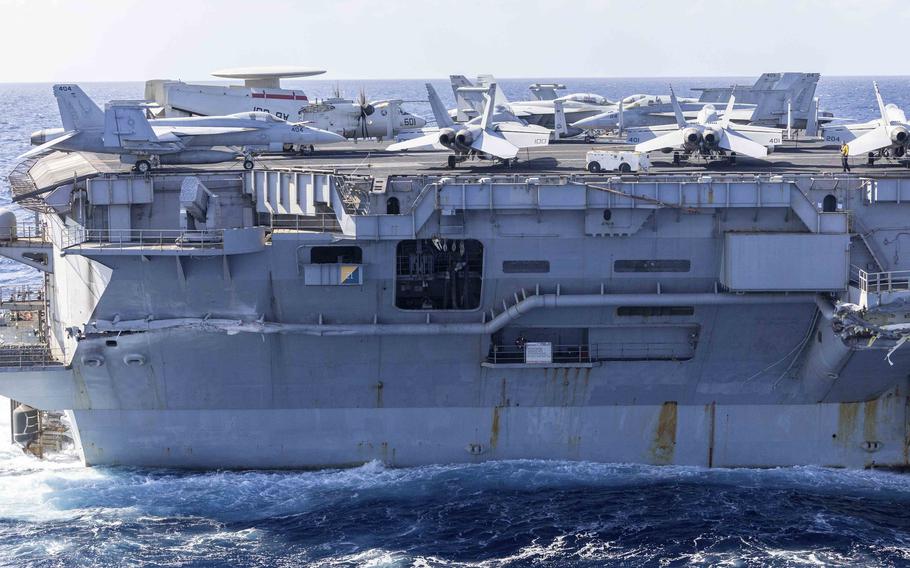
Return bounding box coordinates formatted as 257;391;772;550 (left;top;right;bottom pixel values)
135;160;151;174
243;159;255;170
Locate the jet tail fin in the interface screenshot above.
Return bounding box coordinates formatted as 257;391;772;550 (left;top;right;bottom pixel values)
477;75;509;106
805;97;819;137
426;84;455;129
553;99;568;139
53;84;104;131
529;83;565;101
481;83;497;130
874;82;891;127
618;99;624;133
750;72;820;128
669;85;687;127
721;89;736;127
450;75;474;122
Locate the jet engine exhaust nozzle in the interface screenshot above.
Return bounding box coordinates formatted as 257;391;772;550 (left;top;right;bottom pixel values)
438;128;456;146
455;129;475;147
702;128;721;146
682;128;702;147
892;126;909;145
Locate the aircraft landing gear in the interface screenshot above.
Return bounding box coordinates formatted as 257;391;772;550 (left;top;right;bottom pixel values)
446;155;459;169
242;149;256;170
673;152;681;165
134;159;152;174
729;152;737;166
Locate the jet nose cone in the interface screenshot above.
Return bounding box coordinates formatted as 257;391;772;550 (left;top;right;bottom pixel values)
412;115;427;128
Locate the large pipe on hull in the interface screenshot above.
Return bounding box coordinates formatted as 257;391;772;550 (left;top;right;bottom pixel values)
86;292;818;337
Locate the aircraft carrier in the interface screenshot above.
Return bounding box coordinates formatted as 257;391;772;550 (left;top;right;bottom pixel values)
4;140;910;469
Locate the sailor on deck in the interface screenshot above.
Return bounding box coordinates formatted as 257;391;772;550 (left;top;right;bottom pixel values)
841;142;851;172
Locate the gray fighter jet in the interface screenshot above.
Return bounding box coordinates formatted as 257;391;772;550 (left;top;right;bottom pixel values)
449;75;611;137
386;83;550;168
822;82;910;159
627;86;783;162
22;85;345;172
574;73;827;134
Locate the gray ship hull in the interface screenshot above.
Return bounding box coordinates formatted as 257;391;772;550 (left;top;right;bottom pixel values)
6;144;910;469
19;326;910;469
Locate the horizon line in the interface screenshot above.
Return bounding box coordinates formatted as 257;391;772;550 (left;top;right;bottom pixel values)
3;73;910;85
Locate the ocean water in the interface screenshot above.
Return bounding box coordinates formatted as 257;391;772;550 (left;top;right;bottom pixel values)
2;77;910;566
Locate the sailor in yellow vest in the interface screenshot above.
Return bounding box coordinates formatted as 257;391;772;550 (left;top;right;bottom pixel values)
841;142;851;172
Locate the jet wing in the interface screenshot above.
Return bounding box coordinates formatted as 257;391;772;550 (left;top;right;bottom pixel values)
512;110;533;118
470;131;520;159
634;129;686;153
728;124;783;147
495;123;550;150
625;124;679;144
821;121;877;145
845;126;893;156
152;126;260;137
386;133;447;152
719;129;768;159
16;131;79;159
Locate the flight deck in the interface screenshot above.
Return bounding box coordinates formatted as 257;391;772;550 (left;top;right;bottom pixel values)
11;138;910;204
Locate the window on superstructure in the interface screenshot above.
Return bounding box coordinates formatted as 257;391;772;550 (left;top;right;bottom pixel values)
614;259;691;273
395;239;483;310
311;246;362;264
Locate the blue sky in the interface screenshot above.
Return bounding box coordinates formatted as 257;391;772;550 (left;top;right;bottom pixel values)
2;0;905;82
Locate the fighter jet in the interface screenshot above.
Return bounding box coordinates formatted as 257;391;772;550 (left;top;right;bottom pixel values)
571;93;754;133
822;82;910;160
626;86;783;162
692;72;829;130
448;75;612;137
386;83;550;168
22;85;345;172
146;67;426;142
573;73;830;135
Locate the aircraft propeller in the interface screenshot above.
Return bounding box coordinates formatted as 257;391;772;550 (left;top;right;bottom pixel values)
356;88;375;139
